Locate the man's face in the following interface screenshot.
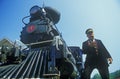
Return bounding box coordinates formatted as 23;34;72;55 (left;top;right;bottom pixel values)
87;31;94;40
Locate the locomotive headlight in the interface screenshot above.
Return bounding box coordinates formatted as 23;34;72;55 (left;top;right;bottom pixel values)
30;6;39;15
27;25;36;33
30;5;42;17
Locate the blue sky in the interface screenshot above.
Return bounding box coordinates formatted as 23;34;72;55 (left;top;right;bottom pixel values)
0;0;120;77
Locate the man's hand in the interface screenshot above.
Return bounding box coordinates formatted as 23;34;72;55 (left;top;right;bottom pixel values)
107;58;113;64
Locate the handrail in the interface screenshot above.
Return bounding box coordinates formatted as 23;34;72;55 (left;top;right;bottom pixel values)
25;40;53;46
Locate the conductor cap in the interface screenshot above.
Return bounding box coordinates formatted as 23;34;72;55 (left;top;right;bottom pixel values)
85;28;93;34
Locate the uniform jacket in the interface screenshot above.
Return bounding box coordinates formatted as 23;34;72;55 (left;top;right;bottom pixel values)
82;39;112;67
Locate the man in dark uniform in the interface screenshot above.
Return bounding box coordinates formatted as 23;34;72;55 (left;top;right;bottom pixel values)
82;28;113;79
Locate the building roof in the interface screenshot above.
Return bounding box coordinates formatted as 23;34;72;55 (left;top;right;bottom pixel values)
0;38;14;48
0;38;27;50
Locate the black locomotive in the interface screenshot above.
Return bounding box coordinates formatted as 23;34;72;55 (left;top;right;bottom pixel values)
0;5;84;79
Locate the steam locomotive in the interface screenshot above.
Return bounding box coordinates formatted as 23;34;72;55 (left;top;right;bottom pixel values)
0;5;84;79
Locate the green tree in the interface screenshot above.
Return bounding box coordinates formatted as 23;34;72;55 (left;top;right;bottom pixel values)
92;73;101;79
92;69;120;79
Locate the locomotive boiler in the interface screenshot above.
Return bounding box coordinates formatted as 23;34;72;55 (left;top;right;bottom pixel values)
0;5;84;79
